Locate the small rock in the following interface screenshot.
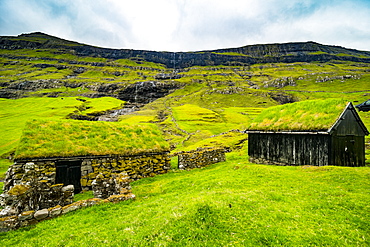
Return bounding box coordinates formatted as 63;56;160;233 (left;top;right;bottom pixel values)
34;209;49;220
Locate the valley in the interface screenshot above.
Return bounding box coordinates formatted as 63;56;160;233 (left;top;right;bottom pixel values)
0;33;369;245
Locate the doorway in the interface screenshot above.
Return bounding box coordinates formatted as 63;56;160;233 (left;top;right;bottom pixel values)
333;135;363;167
55;160;82;193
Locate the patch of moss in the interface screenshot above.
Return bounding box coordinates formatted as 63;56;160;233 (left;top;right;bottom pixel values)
8;184;30;196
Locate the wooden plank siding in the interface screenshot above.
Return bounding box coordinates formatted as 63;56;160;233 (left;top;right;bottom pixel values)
248;133;366;167
248;133;331;166
332;135;365;167
246;102;369;167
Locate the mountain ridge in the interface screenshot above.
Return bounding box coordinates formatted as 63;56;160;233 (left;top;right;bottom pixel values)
1;32;370;68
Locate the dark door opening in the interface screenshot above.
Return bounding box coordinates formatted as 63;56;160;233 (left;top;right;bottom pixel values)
333;135;361;167
55;160;82;194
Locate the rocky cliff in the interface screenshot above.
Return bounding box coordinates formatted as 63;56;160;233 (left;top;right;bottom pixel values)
1;32;370;69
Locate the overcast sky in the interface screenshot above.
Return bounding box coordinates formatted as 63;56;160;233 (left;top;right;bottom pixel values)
1;0;369;52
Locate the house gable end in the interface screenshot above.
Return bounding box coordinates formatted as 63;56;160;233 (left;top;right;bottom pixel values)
329;102;369;136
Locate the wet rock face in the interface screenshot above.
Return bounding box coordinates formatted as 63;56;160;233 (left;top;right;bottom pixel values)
118;81;181;104
269;92;297;104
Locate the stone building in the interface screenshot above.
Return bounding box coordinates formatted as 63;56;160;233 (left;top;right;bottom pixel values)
3;119;171;194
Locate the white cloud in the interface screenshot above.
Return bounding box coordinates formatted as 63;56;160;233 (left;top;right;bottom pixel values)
0;0;369;51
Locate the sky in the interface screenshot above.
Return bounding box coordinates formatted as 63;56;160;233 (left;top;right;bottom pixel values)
1;0;370;52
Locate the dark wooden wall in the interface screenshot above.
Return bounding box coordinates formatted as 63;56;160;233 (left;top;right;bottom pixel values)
248;133;331;166
332;135;365;167
249;133;366;167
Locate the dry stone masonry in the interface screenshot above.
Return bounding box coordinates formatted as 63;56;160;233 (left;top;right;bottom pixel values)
0;152;170;231
4;152;171;192
177;147;226;170
79;152;171;189
91;172;132;199
0;169;135;232
0;193;135;232
0;182;74;217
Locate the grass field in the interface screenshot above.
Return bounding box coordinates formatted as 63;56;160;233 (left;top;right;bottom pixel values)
1;150;369;246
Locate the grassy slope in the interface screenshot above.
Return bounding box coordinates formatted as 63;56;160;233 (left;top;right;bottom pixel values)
0;97;124;157
1;151;369;246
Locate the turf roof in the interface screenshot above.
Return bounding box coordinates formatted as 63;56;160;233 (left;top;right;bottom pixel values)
15;119;169;159
246;99;348;132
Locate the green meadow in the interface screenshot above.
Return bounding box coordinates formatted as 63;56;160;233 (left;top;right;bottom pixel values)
1;150;369;246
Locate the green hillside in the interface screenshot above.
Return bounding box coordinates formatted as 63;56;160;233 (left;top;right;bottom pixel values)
1;35;370;170
0;33;370;245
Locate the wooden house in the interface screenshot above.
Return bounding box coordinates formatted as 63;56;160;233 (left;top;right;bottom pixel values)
245;99;369;167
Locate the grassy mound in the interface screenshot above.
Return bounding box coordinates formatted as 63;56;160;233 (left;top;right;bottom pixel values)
15;119;169;159
246;99;347;131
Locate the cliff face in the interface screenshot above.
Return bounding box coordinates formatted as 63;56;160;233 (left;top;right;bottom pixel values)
1;32;370;69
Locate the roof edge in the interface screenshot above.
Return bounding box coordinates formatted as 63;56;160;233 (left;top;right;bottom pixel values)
14;151;171;162
328;102;369;135
244;130;329;135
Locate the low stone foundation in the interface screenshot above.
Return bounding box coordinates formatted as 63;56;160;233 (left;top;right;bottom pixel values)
0;181;74;217
177;147;226;170
0;193;135;232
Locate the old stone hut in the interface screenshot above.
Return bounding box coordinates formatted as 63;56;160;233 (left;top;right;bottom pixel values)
245;99;369;167
4;119;171;194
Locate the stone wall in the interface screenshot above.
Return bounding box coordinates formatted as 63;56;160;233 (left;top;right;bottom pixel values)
3;152;171;193
0;182;74;217
91;172;132;199
0;192;135;232
80;152;170;190
0;171;135;232
3;161;57;192
177;148;226;170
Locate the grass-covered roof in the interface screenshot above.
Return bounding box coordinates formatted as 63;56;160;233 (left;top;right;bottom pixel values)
246;99;347;132
15;119;169;159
